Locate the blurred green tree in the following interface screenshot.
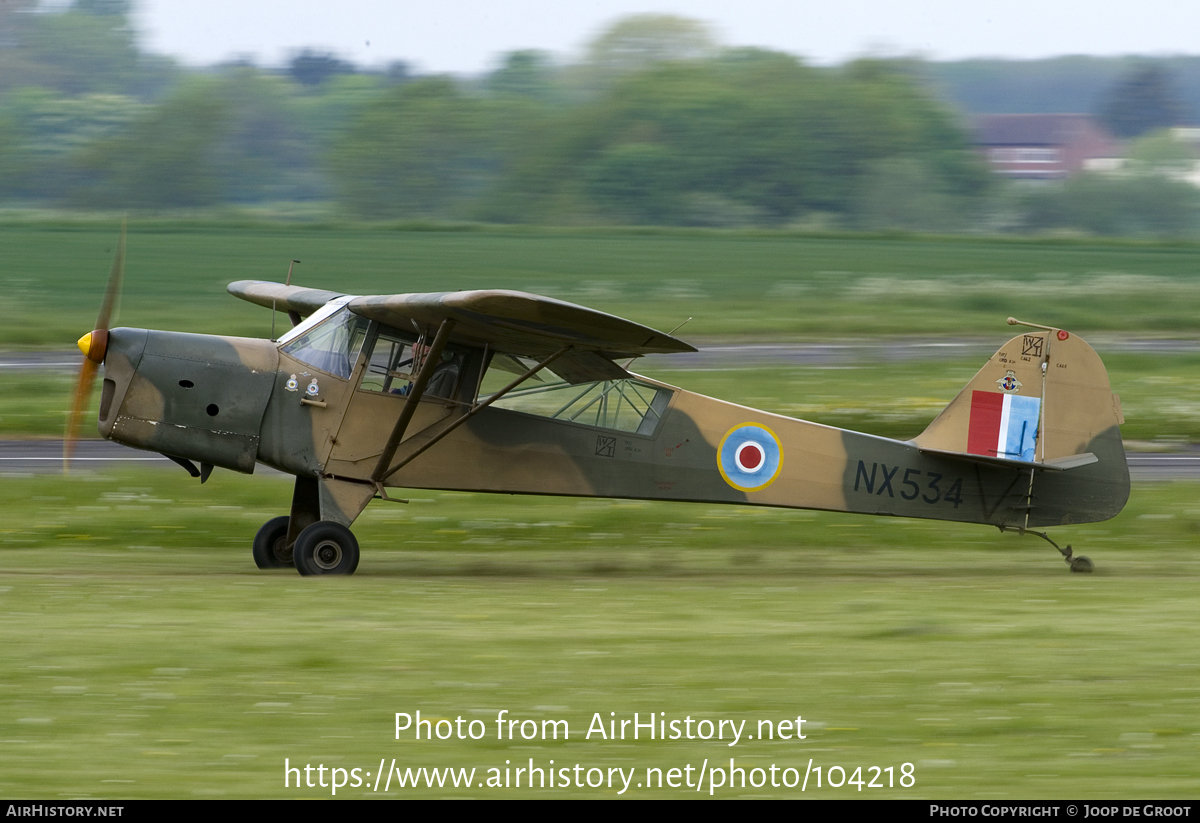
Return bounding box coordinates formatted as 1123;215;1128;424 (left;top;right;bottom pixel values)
65;69;340;207
0;0;164;96
1125;128;1196;176
288;50;357;87
585;14;717;78
856;158;960;231
0;88;145;202
1097;64;1187;138
486;50;558;102
584;142;683;223
68;79;230;208
208;68;328;201
1019;172;1200;236
484;51;989;227
328;77;494;218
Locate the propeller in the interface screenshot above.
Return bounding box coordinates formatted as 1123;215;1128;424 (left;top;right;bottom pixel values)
64;221;125;474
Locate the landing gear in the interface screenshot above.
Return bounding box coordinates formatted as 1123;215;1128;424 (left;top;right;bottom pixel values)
1052;540;1094;574
1068;555;1094;574
998;525;1094;573
253;478;368;575
252;516;292;569
293;521;360;576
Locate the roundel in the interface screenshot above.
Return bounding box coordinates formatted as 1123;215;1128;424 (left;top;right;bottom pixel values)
718;423;783;492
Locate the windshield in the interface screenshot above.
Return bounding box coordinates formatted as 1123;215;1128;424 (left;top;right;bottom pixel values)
280;307;369;379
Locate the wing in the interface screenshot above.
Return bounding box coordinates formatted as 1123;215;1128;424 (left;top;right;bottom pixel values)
349;290;694;355
227;280;347;316
227;282;696;382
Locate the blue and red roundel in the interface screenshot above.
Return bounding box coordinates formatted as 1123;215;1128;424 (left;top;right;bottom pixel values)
718;423;783;492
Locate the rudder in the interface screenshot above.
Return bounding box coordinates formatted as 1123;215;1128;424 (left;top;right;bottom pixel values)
913;322;1128;526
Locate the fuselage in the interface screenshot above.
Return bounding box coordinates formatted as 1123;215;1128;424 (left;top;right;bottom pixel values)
97;318;1129;533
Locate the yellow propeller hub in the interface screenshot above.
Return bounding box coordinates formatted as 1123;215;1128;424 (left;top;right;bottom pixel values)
76;329;108;364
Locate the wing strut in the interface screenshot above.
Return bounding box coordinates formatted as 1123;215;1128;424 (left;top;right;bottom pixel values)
375;345;571;486
370;319;457;484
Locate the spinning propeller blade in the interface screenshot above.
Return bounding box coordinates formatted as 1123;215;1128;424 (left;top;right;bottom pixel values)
64;221;125;474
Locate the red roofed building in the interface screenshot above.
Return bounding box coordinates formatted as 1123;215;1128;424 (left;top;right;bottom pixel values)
973;114;1123;180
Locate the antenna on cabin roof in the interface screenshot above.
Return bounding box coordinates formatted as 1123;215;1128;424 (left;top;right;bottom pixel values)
272;260;302;342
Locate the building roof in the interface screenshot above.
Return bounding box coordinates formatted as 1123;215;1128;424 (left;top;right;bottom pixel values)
973;113;1117;148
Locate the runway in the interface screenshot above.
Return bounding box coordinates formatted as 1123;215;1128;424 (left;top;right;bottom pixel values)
8;440;1199;481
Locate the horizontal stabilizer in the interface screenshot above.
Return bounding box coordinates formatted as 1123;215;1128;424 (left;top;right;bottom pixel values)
1043;453;1100;470
918;447;1097;472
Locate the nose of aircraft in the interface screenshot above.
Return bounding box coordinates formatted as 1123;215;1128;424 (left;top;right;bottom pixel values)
66;220;124;473
76;329;108;364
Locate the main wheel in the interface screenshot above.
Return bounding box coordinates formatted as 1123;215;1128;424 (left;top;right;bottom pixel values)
1069;555;1094;574
294;521;360;576
252;516;292;569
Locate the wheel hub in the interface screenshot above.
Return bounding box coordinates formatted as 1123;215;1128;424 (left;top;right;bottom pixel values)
313;540;343;570
272;536;293;564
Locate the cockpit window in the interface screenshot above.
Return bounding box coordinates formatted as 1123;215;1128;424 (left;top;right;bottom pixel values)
280;307;369;379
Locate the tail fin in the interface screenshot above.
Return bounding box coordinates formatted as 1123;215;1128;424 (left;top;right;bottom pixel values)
914;323;1128;526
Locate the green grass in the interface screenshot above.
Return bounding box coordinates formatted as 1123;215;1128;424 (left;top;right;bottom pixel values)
2;469;1200;798
6;223;1200;347
6;223;1200;798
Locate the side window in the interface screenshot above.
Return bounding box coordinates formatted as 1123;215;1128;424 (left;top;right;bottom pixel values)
478;353;673;434
360;331;419;394
359;329;467;400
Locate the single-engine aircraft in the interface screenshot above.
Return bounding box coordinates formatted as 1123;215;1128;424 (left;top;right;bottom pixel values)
67;230;1129;575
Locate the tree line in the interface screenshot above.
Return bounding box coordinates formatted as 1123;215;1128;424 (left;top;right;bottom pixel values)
0;2;1197;236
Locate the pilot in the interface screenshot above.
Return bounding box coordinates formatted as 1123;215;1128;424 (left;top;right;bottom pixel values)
426;351;461;398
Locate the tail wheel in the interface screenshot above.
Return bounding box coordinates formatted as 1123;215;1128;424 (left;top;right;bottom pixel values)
252;516;292;569
1069;555;1094;574
294;521;360;576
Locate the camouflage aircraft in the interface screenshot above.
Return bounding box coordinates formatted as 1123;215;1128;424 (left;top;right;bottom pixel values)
68;232;1128;575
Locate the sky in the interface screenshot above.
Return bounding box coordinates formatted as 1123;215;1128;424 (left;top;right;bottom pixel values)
130;0;1200;75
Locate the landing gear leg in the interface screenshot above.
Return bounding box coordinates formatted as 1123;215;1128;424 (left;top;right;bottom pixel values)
998;525;1093;573
286;476;321;552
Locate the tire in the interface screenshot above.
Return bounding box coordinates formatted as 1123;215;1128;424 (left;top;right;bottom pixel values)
252;516;292;569
294;521;360;576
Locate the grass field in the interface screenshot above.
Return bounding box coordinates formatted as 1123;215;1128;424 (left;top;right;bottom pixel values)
5;223;1200;346
4;223;1200;798
1;469;1199;798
